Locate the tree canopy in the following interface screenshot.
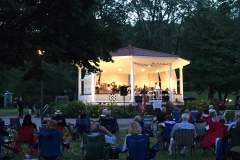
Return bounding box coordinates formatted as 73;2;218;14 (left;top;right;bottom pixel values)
0;0;126;71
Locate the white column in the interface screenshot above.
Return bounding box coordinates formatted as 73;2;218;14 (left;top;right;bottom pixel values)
179;67;184;102
130;60;135;103
91;73;95;102
168;64;173;102
78;66;82;100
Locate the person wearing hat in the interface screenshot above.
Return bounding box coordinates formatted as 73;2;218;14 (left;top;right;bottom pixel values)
52;110;66;132
38;120;63;160
227;112;240;131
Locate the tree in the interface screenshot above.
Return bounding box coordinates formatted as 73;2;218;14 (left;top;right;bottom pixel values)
180;0;240;100
0;0;126;71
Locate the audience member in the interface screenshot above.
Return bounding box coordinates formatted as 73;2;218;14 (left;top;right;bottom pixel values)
76;111;91;134
122;121;143;152
38;120;63;160
90;121;116;144
227;112;240;131
52;110;66;132
168;113;196;155
200;113;226;150
99;109;119;134
14;115;37;153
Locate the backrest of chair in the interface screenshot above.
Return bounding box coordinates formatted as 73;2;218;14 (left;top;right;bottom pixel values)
191;111;200;123
230;128;240;147
76;118;90;134
100;117;118;134
10;118;20;128
83;134;106;160
163;121;176;140
195;122;206;137
174;129;195;146
126;135;149;160
17;125;34;143
224;110;235;123
38;129;63;157
171;111;181;122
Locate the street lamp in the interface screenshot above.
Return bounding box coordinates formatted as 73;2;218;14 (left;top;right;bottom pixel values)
37;49;45;109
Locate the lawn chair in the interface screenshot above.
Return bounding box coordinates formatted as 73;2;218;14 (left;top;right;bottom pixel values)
162;121;176;148
171;111;181;123
173;129;195;158
126;134;149;160
14;125;36;154
82;134;107;160
229;128;240;159
38;128;63;160
190;111;201;123
143;115;154;131
9;118;20;129
224;110;235;123
195;122;206;138
99;117;119;134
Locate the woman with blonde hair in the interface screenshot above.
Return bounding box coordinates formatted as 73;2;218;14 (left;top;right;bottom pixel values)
122;121;142;152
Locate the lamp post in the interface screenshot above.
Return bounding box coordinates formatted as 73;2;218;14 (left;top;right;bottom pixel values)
37;49;45;108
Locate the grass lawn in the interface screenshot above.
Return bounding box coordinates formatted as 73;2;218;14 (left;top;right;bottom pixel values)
9;129;215;160
0;108;29;116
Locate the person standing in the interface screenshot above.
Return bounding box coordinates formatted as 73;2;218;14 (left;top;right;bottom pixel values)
17;97;24;118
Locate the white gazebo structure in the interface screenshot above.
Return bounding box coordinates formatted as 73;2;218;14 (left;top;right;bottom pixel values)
78;46;190;105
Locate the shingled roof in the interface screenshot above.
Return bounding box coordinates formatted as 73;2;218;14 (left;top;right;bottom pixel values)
111;46;178;58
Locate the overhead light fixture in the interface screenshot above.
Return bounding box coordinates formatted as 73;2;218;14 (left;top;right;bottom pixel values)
141;68;145;72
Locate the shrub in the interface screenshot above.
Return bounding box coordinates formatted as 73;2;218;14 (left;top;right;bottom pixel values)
49;101;139;118
184;100;209;111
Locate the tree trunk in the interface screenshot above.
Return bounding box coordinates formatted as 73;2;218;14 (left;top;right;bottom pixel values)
218;90;222;101
208;84;215;101
224;91;228;102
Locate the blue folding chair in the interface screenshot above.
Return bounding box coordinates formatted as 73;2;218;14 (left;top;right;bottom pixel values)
143;115;154;131
126;135;149;160
38;128;63;160
171;111;181;123
191;111;200;123
162;121;176;144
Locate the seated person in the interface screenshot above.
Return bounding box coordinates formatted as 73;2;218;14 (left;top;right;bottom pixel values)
38;120;63;160
122;121;150;160
0;119;9;158
90;122;116;145
76;111;91;134
200;112;226;150
227;112;240;131
99;109;119;134
134;115;144;129
52;110;66;132
14;114;37;153
168;113;196;155
122;121;144;152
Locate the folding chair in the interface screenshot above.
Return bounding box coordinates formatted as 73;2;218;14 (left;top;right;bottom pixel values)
173;129;195;158
126;134;149;160
195;122;206;138
38;128;63;160
143;115;154;131
82;134;107;160
99;117;119;134
171;111;181;123
10;118;20;129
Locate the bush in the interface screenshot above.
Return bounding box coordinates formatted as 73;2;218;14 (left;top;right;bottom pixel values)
49;101;139;118
184;100;209;111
